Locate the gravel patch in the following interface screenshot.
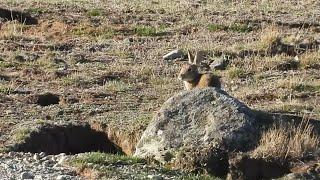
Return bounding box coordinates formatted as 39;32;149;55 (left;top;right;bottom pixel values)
0;152;81;180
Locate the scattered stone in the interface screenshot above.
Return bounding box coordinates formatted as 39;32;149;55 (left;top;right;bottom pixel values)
20;172;34;179
163;49;184;61
39;152;46;158
57;156;67;165
0;152;79;179
56;175;67;180
124;37;134;44
33;153;40;161
8;151;14;157
147;174;164;180
210;55;229;70
34;175;44;180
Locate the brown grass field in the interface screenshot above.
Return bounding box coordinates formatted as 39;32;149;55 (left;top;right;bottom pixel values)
0;0;319;178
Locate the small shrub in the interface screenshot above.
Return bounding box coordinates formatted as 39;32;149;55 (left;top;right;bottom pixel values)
256;26;280;51
207;24;225;32
299;51;320;69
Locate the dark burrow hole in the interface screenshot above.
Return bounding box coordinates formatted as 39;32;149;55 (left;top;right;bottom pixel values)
0;8;38;25
36;93;60;106
227;154;290;179
13;124;123;155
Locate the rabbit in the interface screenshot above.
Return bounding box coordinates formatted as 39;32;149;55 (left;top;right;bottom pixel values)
178;50;221;90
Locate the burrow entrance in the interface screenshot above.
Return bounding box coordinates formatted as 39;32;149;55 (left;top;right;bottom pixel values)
36;93;60;106
13;124;123;155
0;8;38;25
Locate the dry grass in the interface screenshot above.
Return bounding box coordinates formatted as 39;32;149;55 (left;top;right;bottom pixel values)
0;0;320;166
252;119;319;162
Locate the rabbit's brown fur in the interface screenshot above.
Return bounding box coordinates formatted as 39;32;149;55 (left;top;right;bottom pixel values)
178;51;221;90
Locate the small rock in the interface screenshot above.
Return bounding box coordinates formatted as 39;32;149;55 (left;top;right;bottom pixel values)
163;49;184;61
57;156;68;165
8;152;14;157
34;175;44;180
33;153;40;161
42;160;50;166
39;152;46;158
53;163;61;168
51;156;57;161
147;175;164;180
23;157;30;163
56;175;67;180
58;153;66;157
124;37;134;44
20;172;34;179
210;56;229;70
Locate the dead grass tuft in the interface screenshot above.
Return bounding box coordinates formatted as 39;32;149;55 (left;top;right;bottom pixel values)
256;26;281;51
299;50;320;69
252;119;319;162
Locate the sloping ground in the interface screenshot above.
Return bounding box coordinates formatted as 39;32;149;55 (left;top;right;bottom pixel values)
0;0;319;178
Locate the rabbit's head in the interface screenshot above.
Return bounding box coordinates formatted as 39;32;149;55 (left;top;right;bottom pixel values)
178;51;203;81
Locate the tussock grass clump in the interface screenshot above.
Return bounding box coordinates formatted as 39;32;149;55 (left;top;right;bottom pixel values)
300;51;320;69
256;26;281;51
252;120;319;163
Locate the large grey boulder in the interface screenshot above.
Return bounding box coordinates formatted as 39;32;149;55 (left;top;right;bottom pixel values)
134;88;258;175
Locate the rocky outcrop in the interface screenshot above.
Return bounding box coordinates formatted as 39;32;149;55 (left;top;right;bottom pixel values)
134;88;258;175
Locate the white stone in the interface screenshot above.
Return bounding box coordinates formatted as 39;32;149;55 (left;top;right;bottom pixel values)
163;49;184;61
33;153;40;161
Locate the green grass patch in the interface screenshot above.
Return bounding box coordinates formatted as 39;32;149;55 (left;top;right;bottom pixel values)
72;25;116;39
103;80;133;92
292;84;320;92
71;152;145;166
28;8;46;14
0;61;16;68
134;25;166;36
13;128;32;142
0;84;14;94
208;23;253;33
227;67;248;79
87;9;103;17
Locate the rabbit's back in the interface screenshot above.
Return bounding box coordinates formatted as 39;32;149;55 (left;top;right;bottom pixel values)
197;74;221;89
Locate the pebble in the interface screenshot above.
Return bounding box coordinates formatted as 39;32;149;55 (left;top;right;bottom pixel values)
147;175;164;180
0;152;79;179
163;49;184;61
39;152;46;158
57;156;68;165
56;175;67;180
20;172;34;179
34;153;40;161
209;56;229;70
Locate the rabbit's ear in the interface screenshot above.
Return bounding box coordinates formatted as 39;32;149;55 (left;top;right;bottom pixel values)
187;50;194;64
194;51;204;65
